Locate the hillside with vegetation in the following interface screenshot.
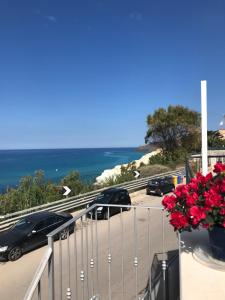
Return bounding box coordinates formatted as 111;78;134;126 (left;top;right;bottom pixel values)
0;105;224;215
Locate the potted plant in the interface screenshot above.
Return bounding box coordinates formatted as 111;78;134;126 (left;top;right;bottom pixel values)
162;162;225;261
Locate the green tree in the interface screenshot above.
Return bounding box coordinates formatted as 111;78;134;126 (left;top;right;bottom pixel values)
60;171;92;196
145;105;201;157
208;130;225;148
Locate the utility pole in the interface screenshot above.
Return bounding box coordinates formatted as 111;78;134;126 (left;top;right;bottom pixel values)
201;80;208;175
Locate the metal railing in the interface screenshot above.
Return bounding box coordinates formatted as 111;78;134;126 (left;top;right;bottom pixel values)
186;153;225;183
0;169;184;232
24;203;178;300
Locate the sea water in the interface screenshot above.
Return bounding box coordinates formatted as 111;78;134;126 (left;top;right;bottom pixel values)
0;148;143;192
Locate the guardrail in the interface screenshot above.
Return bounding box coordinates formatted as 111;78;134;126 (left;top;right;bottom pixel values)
0;168;184;232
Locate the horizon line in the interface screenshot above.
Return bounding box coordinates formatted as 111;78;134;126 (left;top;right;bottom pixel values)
0;146;141;151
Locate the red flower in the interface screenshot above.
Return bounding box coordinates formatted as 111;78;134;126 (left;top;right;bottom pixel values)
188;178;199;192
162;195;177;210
175;184;188;198
196;172;206;185
213;162;225;174
204;189;223;207
170;212;189;230
162;163;225;232
205;173;213;182
189;206;206;223
186;192;198;207
220;208;225;215
220;179;225;193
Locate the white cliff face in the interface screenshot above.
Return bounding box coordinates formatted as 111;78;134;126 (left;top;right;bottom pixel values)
95;149;162;184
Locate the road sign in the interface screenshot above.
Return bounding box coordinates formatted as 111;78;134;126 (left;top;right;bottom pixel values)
63;186;71;196
134;170;140;178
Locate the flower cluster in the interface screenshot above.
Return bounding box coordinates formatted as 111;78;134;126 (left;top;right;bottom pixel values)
162;162;225;232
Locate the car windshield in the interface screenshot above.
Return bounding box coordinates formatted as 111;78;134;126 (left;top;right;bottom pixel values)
96;193;111;203
12;218;33;230
149;180;159;185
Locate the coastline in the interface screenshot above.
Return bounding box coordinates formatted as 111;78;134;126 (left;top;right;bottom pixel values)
0;148;142;192
95;149;161;184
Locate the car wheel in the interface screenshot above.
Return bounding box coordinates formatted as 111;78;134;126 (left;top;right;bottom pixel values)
8;247;22;261
159;191;164;197
60;229;68;240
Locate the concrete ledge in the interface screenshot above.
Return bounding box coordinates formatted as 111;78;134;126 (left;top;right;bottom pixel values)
180;230;225;300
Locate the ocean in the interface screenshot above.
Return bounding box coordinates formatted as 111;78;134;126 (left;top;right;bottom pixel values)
0;148;143;192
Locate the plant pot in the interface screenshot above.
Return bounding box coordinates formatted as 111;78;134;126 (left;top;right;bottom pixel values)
208;226;225;262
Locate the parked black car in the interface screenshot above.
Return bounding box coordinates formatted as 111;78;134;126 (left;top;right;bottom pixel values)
146;178;175;196
87;188;131;219
0;211;73;261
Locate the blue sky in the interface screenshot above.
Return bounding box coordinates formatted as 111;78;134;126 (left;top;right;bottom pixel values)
0;0;225;149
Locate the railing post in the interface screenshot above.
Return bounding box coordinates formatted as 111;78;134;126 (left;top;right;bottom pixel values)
185;158;190;184
162;209;167;300
162;259;167;300
48;235;55;300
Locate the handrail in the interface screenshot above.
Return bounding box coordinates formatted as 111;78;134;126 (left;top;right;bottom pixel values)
25;203;166;300
186;153;225;183
48;203;164;238
0;168;184;231
23;247;52;300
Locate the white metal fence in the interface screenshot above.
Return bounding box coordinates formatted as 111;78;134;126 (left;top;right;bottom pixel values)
24;203;179;300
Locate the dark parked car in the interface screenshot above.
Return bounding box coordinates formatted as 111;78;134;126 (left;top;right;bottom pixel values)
0;211;73;261
87;188;131;219
146;178;175;196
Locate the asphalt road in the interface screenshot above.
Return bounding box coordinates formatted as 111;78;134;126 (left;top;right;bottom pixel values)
0;190;178;300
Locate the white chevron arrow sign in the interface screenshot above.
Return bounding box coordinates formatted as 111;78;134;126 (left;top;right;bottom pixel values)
134;170;140;178
63;186;71;196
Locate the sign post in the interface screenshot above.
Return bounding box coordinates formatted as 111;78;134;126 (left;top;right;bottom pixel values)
201;80;208;175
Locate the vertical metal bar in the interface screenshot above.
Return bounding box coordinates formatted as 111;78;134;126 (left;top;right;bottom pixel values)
80;216;85;300
67;229;71;299
161;209;167;300
147;208;151;298
95;209;99;294
85;213;90;299
108;206;112;300
90;211;95;297
162;209;165;260
38;280;41;300
48;236;55;300
178;232;182;300
120;207;124;300
74;223;78;300
185;159;189;184
133;207;138;299
59;236;63;300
